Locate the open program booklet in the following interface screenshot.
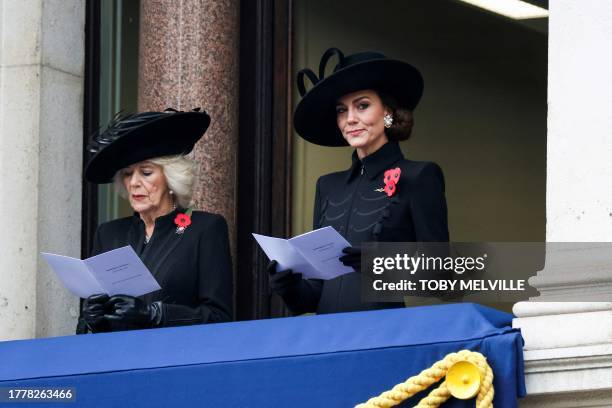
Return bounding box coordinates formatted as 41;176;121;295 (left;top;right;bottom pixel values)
41;246;161;298
253;226;354;280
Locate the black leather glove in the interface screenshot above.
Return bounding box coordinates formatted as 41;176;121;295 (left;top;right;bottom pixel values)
104;295;162;330
267;260;303;297
83;293;110;333
339;246;361;272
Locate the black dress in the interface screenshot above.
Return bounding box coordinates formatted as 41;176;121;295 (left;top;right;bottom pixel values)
280;141;449;314
76;209;233;333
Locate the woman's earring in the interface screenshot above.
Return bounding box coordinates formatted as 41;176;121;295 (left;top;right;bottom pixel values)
169;190;176;210
383;113;394;128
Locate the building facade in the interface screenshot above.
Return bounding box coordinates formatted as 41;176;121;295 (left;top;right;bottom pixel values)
1;0;609;404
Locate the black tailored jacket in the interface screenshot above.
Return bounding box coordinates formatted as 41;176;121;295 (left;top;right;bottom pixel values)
76;209;233;333
280;141;449;315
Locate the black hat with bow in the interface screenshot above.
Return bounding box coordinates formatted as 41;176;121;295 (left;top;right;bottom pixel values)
293;48;424;147
85;108;210;183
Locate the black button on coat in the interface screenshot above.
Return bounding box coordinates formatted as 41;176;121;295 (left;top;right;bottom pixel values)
76;209;233;332
281;141;449;315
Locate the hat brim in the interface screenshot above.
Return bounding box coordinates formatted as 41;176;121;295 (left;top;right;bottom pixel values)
293;59;423;147
85;111;210;183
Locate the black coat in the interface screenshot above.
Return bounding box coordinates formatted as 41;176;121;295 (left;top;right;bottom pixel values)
76;209;233;332
281;141;449;314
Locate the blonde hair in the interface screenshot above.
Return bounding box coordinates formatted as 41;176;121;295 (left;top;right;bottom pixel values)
113;155;196;209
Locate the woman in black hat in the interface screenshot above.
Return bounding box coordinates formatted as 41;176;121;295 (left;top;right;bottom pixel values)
77;109;233;333
268;48;449;314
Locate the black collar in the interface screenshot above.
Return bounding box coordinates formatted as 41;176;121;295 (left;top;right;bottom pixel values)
132;207;185;230
346;141;405;182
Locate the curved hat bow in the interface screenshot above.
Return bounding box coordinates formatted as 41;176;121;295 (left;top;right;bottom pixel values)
296;47;345;97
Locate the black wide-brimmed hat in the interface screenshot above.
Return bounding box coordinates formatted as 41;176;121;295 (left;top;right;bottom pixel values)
293;48;424;147
85;108;210;183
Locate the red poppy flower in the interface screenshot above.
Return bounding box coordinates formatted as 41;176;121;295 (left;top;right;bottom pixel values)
383;182;396;197
384;169;394;185
384;167;401;185
174;213;192;228
390;167;401;181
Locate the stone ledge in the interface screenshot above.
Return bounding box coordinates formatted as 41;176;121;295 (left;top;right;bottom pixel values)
513;302;612;318
521;389;612;408
513;309;612;350
520;352;612;405
514;304;612;406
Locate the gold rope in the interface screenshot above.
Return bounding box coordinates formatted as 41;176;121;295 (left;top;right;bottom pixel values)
355;350;494;408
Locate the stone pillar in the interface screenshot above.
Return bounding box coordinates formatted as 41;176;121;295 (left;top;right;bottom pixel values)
0;0;85;340
513;1;612;405
137;0;240;238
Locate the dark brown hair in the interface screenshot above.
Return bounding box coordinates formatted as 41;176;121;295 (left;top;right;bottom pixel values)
378;90;414;141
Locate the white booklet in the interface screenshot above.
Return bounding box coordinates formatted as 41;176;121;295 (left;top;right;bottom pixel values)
252;226;354;280
41;246;161;298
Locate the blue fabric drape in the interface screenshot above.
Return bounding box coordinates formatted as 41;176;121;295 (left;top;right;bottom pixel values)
0;303;524;407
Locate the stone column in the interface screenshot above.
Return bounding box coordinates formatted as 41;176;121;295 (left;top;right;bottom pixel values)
513;1;612;405
0;0;85;340
137;0;240;238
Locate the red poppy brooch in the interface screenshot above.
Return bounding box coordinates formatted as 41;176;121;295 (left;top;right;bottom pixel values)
174;208;193;235
375;167;401;197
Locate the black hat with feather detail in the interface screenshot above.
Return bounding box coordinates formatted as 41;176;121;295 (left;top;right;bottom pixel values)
85;108;210;183
293;48;424;147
